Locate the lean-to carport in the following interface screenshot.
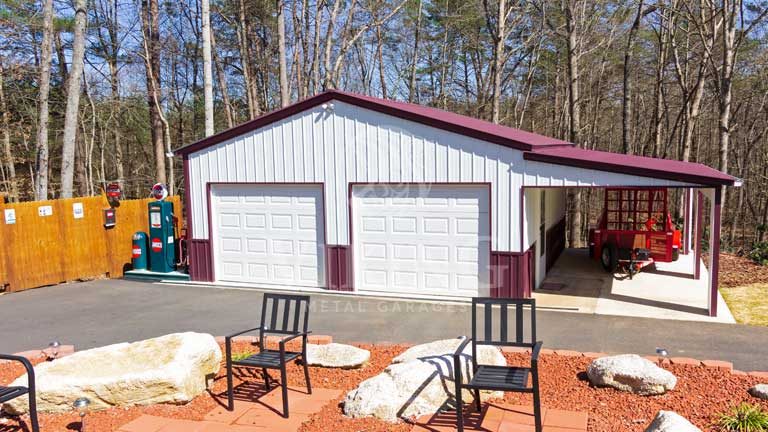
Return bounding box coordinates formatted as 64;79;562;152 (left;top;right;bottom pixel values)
520;146;740;318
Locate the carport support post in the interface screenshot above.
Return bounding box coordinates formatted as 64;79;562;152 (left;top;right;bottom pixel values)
694;192;703;280
707;188;722;317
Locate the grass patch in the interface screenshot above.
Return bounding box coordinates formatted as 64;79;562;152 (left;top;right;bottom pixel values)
231;351;256;361
718;403;768;431
721;283;768;326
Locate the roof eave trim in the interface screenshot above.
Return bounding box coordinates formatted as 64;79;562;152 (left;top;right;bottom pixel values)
523;152;736;187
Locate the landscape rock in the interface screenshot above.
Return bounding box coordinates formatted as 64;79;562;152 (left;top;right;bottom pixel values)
587;354;677;395
749;384;768;400
306;343;370;369
3;332;222;414
344;338;505;422
644;411;701;432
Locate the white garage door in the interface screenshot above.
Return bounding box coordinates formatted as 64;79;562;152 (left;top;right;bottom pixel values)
352;184;489;298
211;184;325;287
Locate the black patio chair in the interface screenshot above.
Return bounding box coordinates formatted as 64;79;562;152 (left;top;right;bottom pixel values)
452;298;543;432
0;354;39;432
225;293;312;418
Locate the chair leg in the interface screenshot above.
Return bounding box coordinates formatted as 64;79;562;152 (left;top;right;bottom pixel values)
263;368;271;390
533;384;543;432
302;358;312;394
226;361;234;411
28;393;39;432
454;383;464;432
280;364;289;418
474;389;481;412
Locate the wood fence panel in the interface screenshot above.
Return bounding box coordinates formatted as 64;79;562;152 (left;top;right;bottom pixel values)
0;195;183;292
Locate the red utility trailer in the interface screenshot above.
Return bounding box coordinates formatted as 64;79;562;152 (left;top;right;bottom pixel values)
588;188;682;278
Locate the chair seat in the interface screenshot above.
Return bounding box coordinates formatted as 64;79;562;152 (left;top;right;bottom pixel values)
0;386;28;403
232;350;301;368
465;365;531;391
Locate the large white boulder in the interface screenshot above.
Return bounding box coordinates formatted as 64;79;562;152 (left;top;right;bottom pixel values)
306;343;370;369
644;411;701;432
343;338;506;422
587;354;677;396
3;332;222;414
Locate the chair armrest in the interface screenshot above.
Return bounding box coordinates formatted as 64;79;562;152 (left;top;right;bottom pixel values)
452;337;472;359
278;332;312;359
530;341;544;366
0;354;35;389
452;337;473;386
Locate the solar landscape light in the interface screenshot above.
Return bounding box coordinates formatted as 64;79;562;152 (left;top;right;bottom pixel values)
73;397;91;431
48;341;61;359
655;347;669;366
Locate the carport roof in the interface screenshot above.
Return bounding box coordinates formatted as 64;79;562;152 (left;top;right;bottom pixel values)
175;90;738;187
525;146;738;187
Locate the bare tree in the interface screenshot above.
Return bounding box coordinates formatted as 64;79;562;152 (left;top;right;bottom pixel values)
0;61;17;201
141;0;166;184
277;0;290;106
60;0;88;198
202;0;215;136
34;0;54;200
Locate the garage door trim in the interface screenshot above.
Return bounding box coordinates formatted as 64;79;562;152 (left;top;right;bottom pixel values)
348;182;492;297
206;182;327;286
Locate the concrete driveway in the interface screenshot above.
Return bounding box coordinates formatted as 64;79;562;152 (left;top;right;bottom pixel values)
1;279;767;371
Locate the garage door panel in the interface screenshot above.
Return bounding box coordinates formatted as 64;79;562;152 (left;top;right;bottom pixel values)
212;184;325;287
353;185;489;297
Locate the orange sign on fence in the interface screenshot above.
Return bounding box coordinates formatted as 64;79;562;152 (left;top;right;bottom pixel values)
0;195;182;292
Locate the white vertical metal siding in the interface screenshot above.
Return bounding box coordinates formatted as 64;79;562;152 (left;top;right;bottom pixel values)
187;100;698;253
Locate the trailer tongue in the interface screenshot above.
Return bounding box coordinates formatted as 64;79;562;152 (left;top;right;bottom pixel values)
588;188;682;279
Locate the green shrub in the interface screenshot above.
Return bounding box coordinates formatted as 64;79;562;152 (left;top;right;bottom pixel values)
748;242;768;266
718;403;768;431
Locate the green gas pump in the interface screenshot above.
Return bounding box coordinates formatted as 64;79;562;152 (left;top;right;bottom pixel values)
148;184;176;273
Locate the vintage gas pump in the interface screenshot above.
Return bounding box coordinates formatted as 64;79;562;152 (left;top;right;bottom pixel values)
148;183;176;273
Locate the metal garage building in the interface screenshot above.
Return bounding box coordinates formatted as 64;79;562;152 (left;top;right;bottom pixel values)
175;90;737;316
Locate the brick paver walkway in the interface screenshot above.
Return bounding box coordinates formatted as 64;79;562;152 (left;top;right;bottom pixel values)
118;394;587;432
412;402;588;432
117;387;341;432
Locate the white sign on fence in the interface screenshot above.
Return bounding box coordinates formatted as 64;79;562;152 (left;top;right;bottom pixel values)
4;208;16;224
38;205;53;217
73;202;84;219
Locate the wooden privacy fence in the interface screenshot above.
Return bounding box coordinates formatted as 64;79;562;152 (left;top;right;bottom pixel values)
0;195;182;292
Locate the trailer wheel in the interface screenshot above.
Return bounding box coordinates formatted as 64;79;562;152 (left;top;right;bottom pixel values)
601;243;619;273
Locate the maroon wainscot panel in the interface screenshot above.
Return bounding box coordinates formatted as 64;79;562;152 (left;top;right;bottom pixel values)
490;246;535;299
188;239;214;282
326;245;353;291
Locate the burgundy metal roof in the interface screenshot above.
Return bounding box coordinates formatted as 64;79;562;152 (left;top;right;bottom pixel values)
525;146;737;186
175;90;736;186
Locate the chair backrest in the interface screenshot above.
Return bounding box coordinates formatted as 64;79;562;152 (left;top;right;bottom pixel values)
259;293;311;336
471;297;536;348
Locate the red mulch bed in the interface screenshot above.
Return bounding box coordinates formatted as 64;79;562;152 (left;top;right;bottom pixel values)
713;252;768;288
1;344;766;431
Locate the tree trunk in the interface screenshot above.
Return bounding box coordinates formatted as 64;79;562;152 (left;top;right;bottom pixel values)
60;0;88;198
408;0;423;103
489;0;506;123
622;0;644;154
34;0;54;200
141;0;166;184
238;0;259;118
718;0;738;223
564;0;582;248
211;30;234;129
202;0;215;136
277;0;290;106
0;62;17;201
